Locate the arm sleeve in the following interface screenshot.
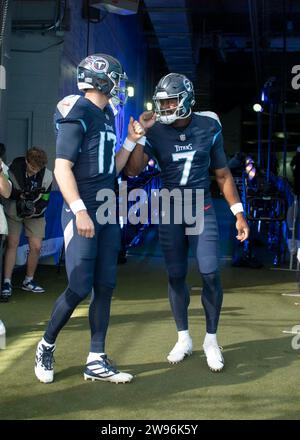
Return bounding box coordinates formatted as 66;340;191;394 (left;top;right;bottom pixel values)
210;130;227;170
143;138;158;161
56;121;85;163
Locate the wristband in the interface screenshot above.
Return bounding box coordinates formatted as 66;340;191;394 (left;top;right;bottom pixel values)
137;136;146;146
123;137;136;152
70;199;86;215
230;202;244;216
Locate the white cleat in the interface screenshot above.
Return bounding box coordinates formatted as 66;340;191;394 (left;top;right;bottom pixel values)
84;355;133;384
34;340;55;383
167;338;193;364
203;343;224;372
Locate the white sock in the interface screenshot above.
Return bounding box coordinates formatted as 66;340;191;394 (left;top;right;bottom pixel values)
87;352;105;364
178;330;191;343
4;278;11;284
25;276;33;283
204;333;217;346
41;337;55;348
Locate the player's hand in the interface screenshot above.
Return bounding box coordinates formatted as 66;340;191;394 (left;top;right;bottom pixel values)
235;214;250;242
127;117;145;143
76;210;95;238
139;111;156;130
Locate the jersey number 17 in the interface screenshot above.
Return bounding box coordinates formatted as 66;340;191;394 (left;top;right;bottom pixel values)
98;131;117;175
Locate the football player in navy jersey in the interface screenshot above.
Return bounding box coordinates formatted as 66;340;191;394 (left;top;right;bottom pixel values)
34;54;145;384
126;73;249;372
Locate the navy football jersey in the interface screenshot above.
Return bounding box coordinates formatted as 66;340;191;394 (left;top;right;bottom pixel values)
54;95;117;210
144;111;227;197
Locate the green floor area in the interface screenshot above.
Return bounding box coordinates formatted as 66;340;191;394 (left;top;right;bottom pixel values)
0;258;299;420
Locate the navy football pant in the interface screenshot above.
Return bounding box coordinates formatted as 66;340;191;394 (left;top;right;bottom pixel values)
44;206;121;353
159;204;223;334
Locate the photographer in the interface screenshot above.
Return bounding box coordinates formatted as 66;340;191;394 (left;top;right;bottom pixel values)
1;148;52;300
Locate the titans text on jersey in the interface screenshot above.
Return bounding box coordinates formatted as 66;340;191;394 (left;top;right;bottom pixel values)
144;111;227;197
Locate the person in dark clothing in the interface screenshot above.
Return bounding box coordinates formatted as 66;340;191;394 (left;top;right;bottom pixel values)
1;147;52;299
126;73;250;372
34;53;144;385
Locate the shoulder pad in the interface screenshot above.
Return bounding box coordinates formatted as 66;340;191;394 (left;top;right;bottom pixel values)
56;95;82;118
194;111;222;127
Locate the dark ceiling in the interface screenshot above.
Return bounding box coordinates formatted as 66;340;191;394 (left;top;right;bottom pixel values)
9;0;300;150
141;0;300;151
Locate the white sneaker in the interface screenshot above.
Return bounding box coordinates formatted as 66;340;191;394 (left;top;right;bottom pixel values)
84;355;133;384
203;343;224;372
34;340;55;383
167;338;193;364
22;280;45;293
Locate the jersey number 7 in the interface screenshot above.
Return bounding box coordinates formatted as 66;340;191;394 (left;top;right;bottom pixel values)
172;151;196;185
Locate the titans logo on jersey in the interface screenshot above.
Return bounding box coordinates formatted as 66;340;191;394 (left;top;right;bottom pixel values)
144;111;227;197
54;95;117;210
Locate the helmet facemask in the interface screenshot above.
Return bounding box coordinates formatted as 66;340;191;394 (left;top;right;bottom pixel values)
153;91;192;125
108;71;128;106
77;54;128;114
153;73;195;124
107;72;128;115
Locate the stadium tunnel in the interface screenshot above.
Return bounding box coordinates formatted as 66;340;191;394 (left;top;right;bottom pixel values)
1;0;300;422
0;0;299;267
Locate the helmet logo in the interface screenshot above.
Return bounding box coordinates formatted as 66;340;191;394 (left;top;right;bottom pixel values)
183;78;193;92
86;56;109;73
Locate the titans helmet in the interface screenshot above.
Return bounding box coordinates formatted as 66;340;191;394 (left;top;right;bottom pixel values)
153;73;195;124
77;53;128;107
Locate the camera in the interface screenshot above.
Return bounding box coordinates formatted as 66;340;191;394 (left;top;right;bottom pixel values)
16;187;45;218
16;199;35;218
